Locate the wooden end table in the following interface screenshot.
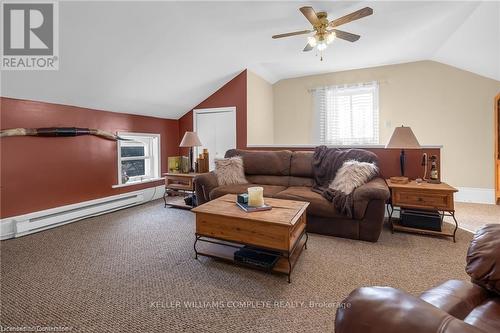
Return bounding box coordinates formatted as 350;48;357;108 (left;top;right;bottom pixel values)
163;172;201;209
386;179;459;242
191;194;309;283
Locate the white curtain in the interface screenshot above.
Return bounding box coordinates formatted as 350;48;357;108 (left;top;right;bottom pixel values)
312;81;379;145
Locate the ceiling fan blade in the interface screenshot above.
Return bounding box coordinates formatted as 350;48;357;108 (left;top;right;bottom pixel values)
332;29;360;42
329;7;373;27
300;6;320;26
303;43;314;52
272;30;311;39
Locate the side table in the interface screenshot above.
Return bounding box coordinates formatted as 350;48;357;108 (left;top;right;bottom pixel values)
386;180;459;242
163;173;201;209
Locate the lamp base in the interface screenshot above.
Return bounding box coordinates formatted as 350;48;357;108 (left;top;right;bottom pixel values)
189;147;194;173
400;149;406;176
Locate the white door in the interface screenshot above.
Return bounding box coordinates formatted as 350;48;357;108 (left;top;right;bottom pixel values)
194;107;236;170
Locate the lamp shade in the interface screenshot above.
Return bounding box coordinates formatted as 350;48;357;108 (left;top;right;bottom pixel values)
386;126;421;149
179;131;202;147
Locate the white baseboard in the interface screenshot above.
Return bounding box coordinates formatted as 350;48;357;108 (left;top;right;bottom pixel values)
0;185;165;240
455;187;495;204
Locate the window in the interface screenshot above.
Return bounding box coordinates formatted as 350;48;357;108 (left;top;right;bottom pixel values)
117;133;160;185
312;81;379;145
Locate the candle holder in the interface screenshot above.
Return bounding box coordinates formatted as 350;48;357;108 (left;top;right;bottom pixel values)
248;187;264;207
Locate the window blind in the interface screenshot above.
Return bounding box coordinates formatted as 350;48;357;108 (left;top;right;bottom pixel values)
312;81;379;145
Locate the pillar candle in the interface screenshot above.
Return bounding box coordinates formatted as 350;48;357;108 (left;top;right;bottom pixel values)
248;186;264;207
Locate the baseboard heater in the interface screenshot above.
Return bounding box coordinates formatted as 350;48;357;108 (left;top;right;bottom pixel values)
14;192;144;237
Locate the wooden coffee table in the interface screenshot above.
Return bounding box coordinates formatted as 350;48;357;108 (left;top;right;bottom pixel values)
191;194;309;283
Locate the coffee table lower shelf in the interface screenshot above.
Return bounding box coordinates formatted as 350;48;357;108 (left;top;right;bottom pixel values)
194;232;308;283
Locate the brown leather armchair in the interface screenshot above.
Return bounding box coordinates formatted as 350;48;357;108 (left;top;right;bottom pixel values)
335;224;500;333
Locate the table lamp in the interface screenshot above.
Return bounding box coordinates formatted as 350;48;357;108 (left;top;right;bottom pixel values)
386;125;421;178
179;131;202;173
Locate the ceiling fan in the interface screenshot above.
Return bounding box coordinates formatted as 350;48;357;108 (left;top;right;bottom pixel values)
272;6;373;60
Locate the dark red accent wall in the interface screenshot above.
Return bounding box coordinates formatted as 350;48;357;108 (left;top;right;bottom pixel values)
0;97;179;218
178;70;247;154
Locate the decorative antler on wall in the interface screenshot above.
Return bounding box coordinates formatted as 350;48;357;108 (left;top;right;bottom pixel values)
0;127;128;141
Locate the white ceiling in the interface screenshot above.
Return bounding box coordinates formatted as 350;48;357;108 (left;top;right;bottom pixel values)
2;1;499;119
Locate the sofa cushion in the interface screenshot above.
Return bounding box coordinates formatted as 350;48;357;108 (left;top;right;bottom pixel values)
288;176;314;187
463;299;500;333
246;175;289;187
225;149;292;176
274;186;345;219
290;151;313;178
209;184;287;201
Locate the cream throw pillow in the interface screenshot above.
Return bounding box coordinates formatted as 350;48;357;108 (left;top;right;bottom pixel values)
214;156;248;186
329;160;378;194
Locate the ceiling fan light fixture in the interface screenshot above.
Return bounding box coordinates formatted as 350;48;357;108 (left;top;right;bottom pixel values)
317;42;327;51
326;32;336;44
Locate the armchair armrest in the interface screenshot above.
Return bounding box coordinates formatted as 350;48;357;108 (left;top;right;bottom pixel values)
194;172;219;205
336;287;484;333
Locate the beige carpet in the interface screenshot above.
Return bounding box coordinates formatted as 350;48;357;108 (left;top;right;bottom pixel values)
1;200;474;332
454;202;500;232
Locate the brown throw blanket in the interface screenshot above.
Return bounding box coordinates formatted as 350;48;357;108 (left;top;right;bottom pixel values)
312;146;379;217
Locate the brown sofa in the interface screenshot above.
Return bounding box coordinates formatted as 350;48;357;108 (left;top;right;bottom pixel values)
194;149;390;242
335;224;500;333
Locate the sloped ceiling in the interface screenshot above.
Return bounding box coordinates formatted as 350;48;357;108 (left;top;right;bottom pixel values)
2;1;499;119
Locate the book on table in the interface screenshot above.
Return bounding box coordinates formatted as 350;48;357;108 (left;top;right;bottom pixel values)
236;202;272;212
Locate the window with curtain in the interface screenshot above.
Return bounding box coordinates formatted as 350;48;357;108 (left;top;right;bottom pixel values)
312;81;379;145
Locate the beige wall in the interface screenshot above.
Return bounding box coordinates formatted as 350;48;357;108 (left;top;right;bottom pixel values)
247;70;274;144
271;61;500;189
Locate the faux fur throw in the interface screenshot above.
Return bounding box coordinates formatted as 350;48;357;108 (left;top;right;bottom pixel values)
329;160;379;195
312;146;379;217
214;156;248;186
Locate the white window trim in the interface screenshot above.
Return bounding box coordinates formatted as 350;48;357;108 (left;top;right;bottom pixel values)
113;132;161;187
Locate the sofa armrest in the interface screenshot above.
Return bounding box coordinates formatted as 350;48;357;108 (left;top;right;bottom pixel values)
335;287;485;333
194;172;218;205
420;280;489;320
353;177;390;202
352;178;390;220
466;224;500;295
